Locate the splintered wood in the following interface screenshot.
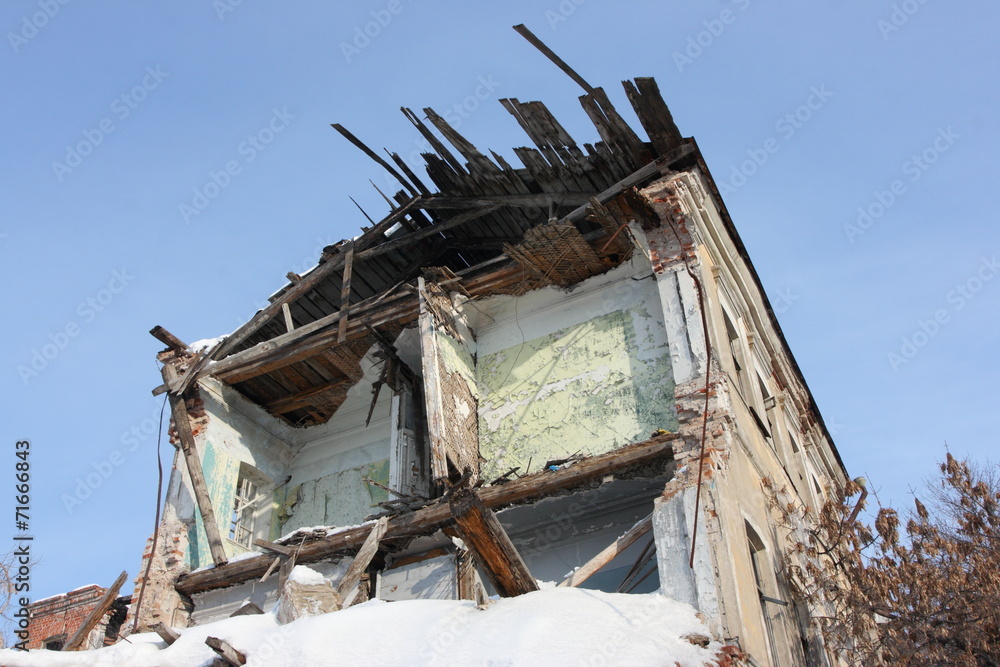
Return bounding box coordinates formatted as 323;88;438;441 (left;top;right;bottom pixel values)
449;481;539;598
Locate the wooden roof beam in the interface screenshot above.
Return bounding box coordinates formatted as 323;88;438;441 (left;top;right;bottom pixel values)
263;378;350;415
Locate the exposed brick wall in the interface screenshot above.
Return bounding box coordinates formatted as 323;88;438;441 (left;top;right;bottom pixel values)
26;585;115;650
125;517;192;633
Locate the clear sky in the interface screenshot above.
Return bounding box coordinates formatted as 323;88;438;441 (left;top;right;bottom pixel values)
1;1;997;606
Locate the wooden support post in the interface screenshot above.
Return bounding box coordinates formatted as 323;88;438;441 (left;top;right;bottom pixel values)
63;570;128;651
151;622;180;646
205;637;247;666
276;549;296;592
336;517;388;605
337;242;355;344
281;303;295;332
450;481;539;597
456;547;480;602
259;556;281;583
558;514;653;588
169;390;228;566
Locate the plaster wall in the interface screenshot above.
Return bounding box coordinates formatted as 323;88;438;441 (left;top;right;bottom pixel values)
185;380;293;570
280;353;393;536
470;258;678;482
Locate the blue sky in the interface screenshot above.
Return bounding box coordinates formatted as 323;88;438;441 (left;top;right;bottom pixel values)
1;1;997;605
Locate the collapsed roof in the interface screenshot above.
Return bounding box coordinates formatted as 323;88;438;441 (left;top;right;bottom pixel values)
158;43;700;427
152;26;840;478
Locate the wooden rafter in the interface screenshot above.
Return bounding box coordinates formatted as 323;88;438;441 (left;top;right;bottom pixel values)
558;514;653;588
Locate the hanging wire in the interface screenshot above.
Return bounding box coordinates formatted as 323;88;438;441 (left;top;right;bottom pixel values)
129;393;168;635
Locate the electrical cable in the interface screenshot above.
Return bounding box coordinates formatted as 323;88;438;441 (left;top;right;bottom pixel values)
658;198;713;569
129;393;168;635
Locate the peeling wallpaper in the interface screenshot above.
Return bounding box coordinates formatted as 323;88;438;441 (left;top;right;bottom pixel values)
186;440;240;570
477;304;677;481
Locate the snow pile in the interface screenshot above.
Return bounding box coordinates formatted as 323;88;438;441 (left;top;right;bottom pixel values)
0;588;723;666
287;565;327;586
186;336;225;354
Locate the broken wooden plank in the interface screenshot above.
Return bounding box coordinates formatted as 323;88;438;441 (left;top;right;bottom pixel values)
456;547;479;602
622;77;683;157
557;514;653;588
176;431;677;595
205;637;247;666
337;242;355;344
450;481;539;597
150;326;187;352
331;123;417;196
168;387;228;566
230;602;264;617
63;570;128;651
513;23;594;94
336;516;388;605
277;549;297;592
151;622;180;646
253;538;293;557
259;556;281;583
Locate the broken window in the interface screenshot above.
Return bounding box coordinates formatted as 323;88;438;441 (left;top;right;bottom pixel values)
43;635;65;651
787;428;801;454
228;464;271;550
723;309;748;398
746;522;787;664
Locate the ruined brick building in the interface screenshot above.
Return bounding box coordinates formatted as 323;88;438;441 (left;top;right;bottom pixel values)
129;28;848;667
24;585;130;651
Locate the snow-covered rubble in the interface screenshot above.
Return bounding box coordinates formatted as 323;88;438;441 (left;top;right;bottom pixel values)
0;588;725;666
